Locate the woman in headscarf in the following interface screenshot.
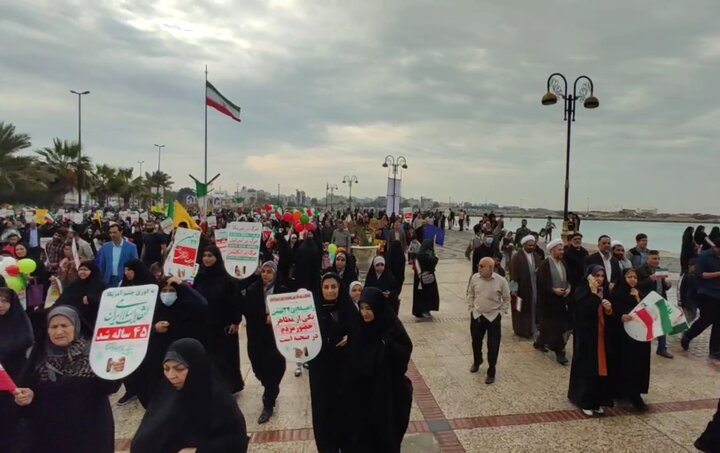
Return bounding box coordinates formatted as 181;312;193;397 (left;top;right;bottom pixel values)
116;259;157;406
412;239;440;319
567;265;615;416
54;260;107;332
137;276;208;408
12;306;120;453
364;256;401;314
310;273;355;453
120;259;156;287
293;234;323;293
0;288;33;451
131;338;249;453
243;261;288;424
385;239;407;293
193;245;244;394
347;287;413;453
57;240;79;287
680;226;696;275
609;268;651;412
15;241;51;336
349;281;363;310
331;251;358;290
695;226;709;251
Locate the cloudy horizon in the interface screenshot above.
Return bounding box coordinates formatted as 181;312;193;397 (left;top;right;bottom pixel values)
2;0;718;214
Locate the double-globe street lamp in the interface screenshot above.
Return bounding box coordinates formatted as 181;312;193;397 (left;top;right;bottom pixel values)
382;155;408;215
541;73;599;238
70;90;90;209
342;175;358;211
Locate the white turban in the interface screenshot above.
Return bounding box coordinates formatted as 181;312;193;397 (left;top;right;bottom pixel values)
611;240;623;249
546;239;563;252
520;235;535;245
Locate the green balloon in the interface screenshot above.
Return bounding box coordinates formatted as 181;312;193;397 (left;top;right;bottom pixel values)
300;214;310;225
328;244;338;254
18;258;37;275
5;276;25;292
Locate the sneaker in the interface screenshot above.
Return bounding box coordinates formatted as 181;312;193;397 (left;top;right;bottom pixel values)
709;352;720;361
581;409;594;417
258;407;274;424
593;407;605;415
680;333;690;351
117;392;137;406
294;366;303;377
656;350;674;359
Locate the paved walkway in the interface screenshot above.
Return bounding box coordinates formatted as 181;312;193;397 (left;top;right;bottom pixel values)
113;230;719;452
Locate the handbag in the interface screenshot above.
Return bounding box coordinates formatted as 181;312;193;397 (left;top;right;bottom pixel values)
26;283;46;308
420;272;435;285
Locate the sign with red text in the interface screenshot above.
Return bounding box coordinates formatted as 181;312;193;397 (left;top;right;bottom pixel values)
164;227;201;281
215;229;228;256
267;290;321;362
89;284;158;380
224;222;262;279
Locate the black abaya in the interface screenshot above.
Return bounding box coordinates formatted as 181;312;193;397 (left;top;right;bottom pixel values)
364;269;401;314
385;240;406;291
411;244;440;316
54;260;107;332
193;246;244;393
347;288;413;453
293;239;322;293
131;338;249;453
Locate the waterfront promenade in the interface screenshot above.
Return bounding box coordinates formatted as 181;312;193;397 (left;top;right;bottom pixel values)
112;229;718;452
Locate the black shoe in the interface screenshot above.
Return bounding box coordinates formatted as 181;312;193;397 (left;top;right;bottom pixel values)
694;437;713;453
117;392;137;406
630;396;649;413
656;349;674;359
470;363;480;373
709;352;720;361
680;334;690;351
485;375;495;385
533;342;549;352
555;351;569;366
257;407;273;424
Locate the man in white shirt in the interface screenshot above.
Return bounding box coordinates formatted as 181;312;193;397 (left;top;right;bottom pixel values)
467;257;511;384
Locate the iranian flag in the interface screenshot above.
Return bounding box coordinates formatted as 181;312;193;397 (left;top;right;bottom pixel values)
0;363;17;393
206;81;241;122
624;291;689;342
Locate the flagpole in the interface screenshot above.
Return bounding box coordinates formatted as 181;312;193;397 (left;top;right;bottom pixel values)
203;65;208;223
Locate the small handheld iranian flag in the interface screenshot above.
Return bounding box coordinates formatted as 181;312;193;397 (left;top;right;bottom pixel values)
624;291;689;342
206;81;241;122
0;362;17;393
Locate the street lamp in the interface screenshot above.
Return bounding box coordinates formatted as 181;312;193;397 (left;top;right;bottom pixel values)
382;155;408;215
153;144;165;199
326;183;338;211
541;73;598;238
342;175;358;211
70;90;90;209
137;160;144;177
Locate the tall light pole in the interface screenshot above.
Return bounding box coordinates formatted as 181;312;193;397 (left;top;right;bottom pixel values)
137;160;144;177
382;155;408;215
342;175;358;212
153;144;165;199
541;73;599;238
326;183;338;211
70;90;90;209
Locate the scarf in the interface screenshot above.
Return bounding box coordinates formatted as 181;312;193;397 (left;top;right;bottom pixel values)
549;257;568;289
36;337;95;382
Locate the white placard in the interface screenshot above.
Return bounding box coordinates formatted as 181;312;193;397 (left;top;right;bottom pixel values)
267;290;321;362
207;215;217;227
164;227;201;281
224;222;262;279
215;229;228;256
89;284;158;380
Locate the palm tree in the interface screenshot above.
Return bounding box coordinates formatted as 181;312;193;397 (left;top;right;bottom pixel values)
0;122;50;194
145;170;174;203
36;138;93;197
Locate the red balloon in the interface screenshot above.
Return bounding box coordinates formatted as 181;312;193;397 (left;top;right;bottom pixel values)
275;211;282;220
282;212;293;223
294;222;305;233
307;208;314;217
5;265;20;277
265;203;272;212
305;223;317;232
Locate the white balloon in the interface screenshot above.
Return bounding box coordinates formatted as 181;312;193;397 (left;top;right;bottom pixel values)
0;256;17;277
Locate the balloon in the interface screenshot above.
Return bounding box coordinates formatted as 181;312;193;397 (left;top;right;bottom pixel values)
5;276;24;292
300;214;310;225
282;212;293;223
294;222;305;233
265;203;272;212
275;211;282;221
0;257;17;275
306;208;314;217
293;212;302;222
329;252;336;263
305;223;316;232
328;244;338;254
5;265;20;277
18;258;37;275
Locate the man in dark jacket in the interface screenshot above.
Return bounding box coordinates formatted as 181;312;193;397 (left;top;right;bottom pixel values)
635;250;673;359
584;235;621;290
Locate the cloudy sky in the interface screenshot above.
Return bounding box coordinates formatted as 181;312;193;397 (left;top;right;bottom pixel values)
2;0;718;213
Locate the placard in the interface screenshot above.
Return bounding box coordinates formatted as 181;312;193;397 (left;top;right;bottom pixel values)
207;215;217;227
45;278;62;309
130;211;140;223
160;218;174;234
267;290;321;362
215;229;228;256
624;291;689;342
164;227;201;281
224;222;262;279
89;285;158;380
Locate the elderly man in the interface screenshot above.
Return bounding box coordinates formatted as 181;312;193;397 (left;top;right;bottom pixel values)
467;257;510;384
535;239;571;365
611;240;633;272
510;235;541;339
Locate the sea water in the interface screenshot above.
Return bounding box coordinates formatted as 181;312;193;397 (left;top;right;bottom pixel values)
493;218;719;256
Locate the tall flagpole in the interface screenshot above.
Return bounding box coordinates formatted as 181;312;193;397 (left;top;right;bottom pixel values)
203;65;208;222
